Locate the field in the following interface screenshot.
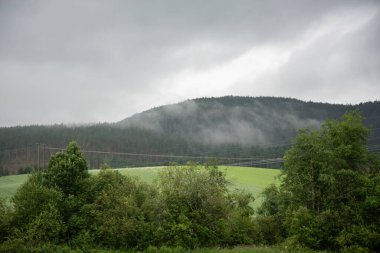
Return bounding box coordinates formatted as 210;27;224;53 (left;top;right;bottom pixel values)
0;174;29;200
0;166;281;207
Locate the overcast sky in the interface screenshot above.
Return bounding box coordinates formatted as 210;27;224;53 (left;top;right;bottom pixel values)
0;0;379;126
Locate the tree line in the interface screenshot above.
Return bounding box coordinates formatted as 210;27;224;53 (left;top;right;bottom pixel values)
0;111;379;252
1;97;380;173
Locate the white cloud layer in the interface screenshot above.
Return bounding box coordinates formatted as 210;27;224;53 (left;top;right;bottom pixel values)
0;0;379;126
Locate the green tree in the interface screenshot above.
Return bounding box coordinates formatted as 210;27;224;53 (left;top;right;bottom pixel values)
43;141;89;196
155;162;255;247
259;111;380;251
75;167;158;249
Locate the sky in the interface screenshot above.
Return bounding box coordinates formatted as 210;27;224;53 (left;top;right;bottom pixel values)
0;0;379;126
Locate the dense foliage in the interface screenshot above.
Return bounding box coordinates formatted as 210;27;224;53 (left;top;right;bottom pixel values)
258;111;380;252
0;142;259;252
0;111;379;252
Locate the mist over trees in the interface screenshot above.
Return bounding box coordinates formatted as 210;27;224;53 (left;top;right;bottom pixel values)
0;96;380;173
118;97;380;142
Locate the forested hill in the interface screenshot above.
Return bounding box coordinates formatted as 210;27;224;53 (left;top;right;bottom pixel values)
117;96;380;146
1;96;380;172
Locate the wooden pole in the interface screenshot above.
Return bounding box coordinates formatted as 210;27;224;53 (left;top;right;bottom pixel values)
37;143;40;170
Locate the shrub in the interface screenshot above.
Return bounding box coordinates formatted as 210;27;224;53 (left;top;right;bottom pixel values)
0;198;11;243
253;215;283;245
0;238;29;253
79;167;158;249
155;163;228;247
155;163;256;248
11;172;64;229
24;205;66;245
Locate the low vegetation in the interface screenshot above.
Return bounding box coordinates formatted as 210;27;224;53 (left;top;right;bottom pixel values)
0;111;379;252
0;142;261;252
0;166;280;208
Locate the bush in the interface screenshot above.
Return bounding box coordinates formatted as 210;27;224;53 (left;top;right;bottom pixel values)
155;163;234;247
253;215;283;245
11;172;64;229
337;225;380;252
17;167;33;175
77;167;158;249
153;163;258;248
0;238;29;253
24;205;66;245
0;198;11;243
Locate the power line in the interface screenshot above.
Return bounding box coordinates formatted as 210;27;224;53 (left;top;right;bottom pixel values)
41;145;284;161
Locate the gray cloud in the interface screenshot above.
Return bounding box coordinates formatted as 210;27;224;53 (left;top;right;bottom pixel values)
0;0;379;126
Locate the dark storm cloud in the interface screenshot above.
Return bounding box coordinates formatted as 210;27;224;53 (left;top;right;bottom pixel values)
0;0;379;126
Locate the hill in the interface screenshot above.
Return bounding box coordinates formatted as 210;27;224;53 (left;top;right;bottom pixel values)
117;96;380;146
1;96;379;173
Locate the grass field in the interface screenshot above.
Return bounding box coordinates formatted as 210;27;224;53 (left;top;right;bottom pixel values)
0;174;29;200
0;166;281;208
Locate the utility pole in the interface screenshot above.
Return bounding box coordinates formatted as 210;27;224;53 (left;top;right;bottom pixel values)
42;144;45;169
37;143;40;170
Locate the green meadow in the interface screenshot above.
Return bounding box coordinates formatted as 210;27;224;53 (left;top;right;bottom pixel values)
0;174;29;200
0;166;281;207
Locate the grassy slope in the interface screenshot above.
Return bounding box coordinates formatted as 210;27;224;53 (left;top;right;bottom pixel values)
0;174;29;200
0;166;281;208
114;166;281;207
221;166;281;206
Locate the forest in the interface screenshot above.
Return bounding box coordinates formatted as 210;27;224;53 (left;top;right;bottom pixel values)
1;97;380;174
0;111;379;252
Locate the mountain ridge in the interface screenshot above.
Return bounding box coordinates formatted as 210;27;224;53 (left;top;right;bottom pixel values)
117;96;378;124
116;96;380;147
1;96;379;172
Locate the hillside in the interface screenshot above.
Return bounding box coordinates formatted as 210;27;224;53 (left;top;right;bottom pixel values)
117;96;380;147
1;96;380;172
119;97;337;145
